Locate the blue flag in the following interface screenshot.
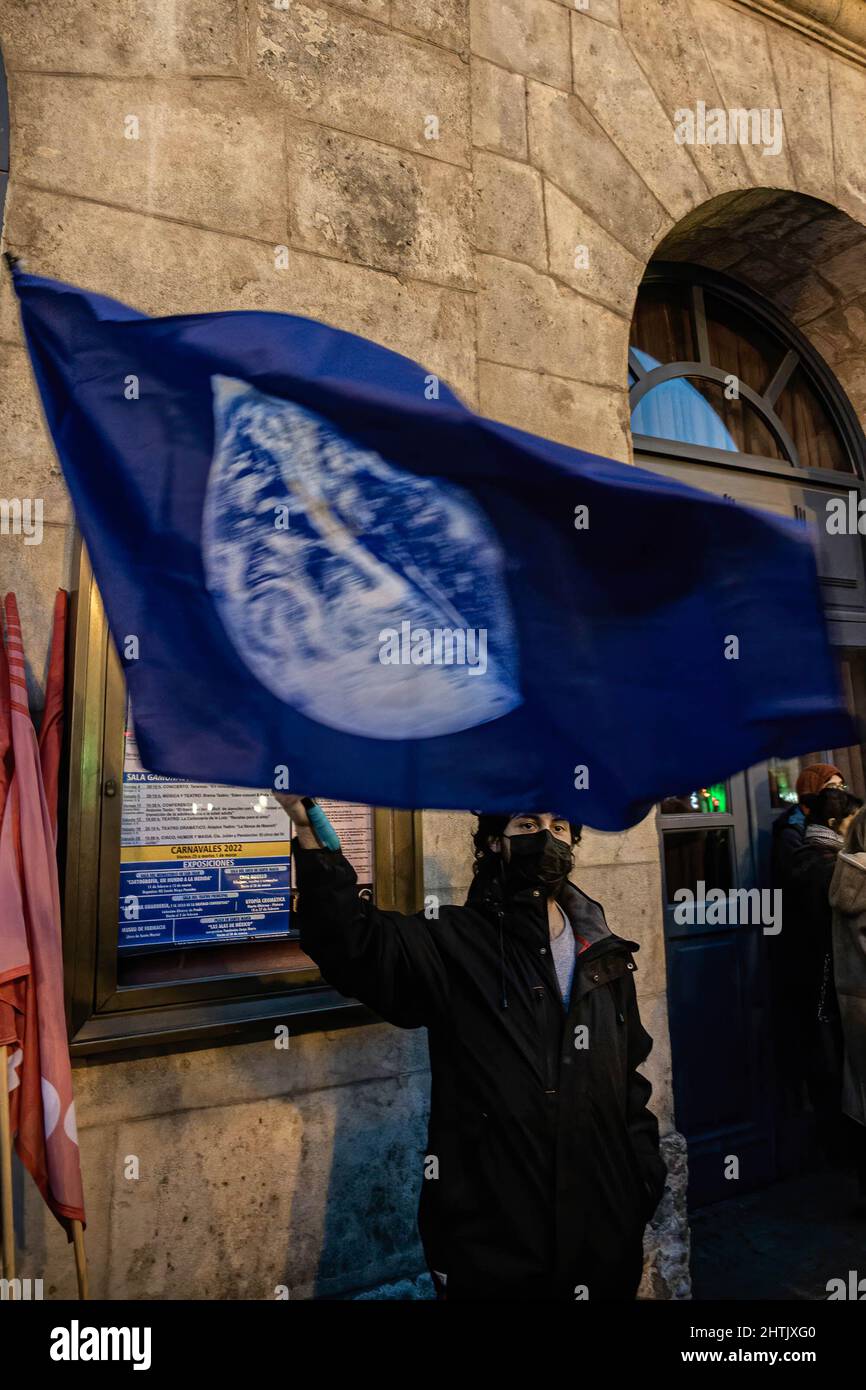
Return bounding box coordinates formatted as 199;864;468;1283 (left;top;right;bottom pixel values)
12;268;853;830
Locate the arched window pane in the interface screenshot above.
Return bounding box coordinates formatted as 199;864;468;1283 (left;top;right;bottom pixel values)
704;291;784;395
631;281;695;364
777;365;851;473
629;276;855;473
631;374;784;458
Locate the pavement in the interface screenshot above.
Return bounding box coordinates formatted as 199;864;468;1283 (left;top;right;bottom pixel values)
690;1162;866;1300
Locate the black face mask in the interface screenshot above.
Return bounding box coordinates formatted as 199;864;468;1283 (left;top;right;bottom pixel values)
502;829;574;893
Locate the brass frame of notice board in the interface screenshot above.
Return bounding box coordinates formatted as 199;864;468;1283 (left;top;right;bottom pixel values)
62;540;424;1056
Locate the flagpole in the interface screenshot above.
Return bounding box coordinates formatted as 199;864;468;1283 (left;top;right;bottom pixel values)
0;1043;14;1280
72;1218;88;1298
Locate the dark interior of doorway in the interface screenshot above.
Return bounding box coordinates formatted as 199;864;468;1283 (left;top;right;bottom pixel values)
677;651;866;1298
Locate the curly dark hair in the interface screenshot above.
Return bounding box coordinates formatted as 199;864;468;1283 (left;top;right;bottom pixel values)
804;786;861;829
472;812;583;877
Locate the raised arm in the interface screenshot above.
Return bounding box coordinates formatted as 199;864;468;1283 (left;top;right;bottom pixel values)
278;794;449;1029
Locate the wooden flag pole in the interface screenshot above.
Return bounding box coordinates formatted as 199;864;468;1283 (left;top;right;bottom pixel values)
0;1043;15;1281
72;1218;88;1298
0;1045;88;1295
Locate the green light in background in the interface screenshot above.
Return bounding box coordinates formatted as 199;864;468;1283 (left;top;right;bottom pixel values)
697;783;727;813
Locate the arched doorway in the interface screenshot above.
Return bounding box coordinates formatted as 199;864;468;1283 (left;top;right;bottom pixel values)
629;240;866;1212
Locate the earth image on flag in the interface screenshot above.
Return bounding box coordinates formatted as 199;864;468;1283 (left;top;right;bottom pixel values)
201;376;523;739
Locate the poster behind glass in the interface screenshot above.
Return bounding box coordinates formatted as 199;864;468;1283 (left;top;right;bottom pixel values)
118;705;374;953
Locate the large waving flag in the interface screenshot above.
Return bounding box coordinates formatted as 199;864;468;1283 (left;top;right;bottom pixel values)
0;595;85;1237
12;266;854;830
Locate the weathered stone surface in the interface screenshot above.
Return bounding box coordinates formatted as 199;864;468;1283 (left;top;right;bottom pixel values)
477;253;627;385
391;0;469;51
527;81;672;261
471;58;528;159
68;1024;428;1129
804;297;866;355
352;1271;432;1297
478;360;630;458
107;1074;429;1298
619;0;750;195
632;988;675;1133
18;1124;117;1300
470;0;572;88
572;860;668;998
640;1130;692;1299
3;190;478;402
544;179;642;315
685;238;752;272
829;57;866;225
785;203;866;260
0;520;76;709
27;1037;431;1301
0;346;72;525
319;0;391;22
473;150;546;268
570;18;709;219
767;25;835;203
773;274;835;322
325;0;392;20
288;121;473;286
0;0;244;75
578;811;660;869
759;0;866;49
689;0;796;187
422;810;475;893
829;353;866;420
571;0;621;26
12;77;288;241
255;1;470;167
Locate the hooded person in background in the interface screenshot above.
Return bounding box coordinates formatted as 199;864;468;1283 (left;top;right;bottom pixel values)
829;807;866;1213
787;786;862;1160
277;797;667;1301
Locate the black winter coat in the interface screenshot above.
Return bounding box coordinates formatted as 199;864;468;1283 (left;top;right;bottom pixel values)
787;836;839;1018
295;843;668;1301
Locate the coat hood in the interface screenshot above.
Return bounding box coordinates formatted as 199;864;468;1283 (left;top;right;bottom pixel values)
829;851;866;915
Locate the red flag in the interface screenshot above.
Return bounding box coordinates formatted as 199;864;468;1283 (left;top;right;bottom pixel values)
0;595;11;823
0;610;21;1050
38;590;68;841
0;594;85;1236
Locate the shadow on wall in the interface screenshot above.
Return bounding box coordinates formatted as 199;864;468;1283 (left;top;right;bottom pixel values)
304;1066;431;1299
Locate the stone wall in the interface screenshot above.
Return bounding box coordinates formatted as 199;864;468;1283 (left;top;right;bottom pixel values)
3;0;866;1298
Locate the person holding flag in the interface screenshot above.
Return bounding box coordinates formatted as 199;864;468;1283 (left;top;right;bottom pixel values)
279;794;665;1302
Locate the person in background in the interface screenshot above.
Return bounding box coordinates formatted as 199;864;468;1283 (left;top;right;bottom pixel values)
772;767;839;884
829;807;866;1214
787;786;862;1162
769;762;845;1147
771;762;844;888
277;798;666;1301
